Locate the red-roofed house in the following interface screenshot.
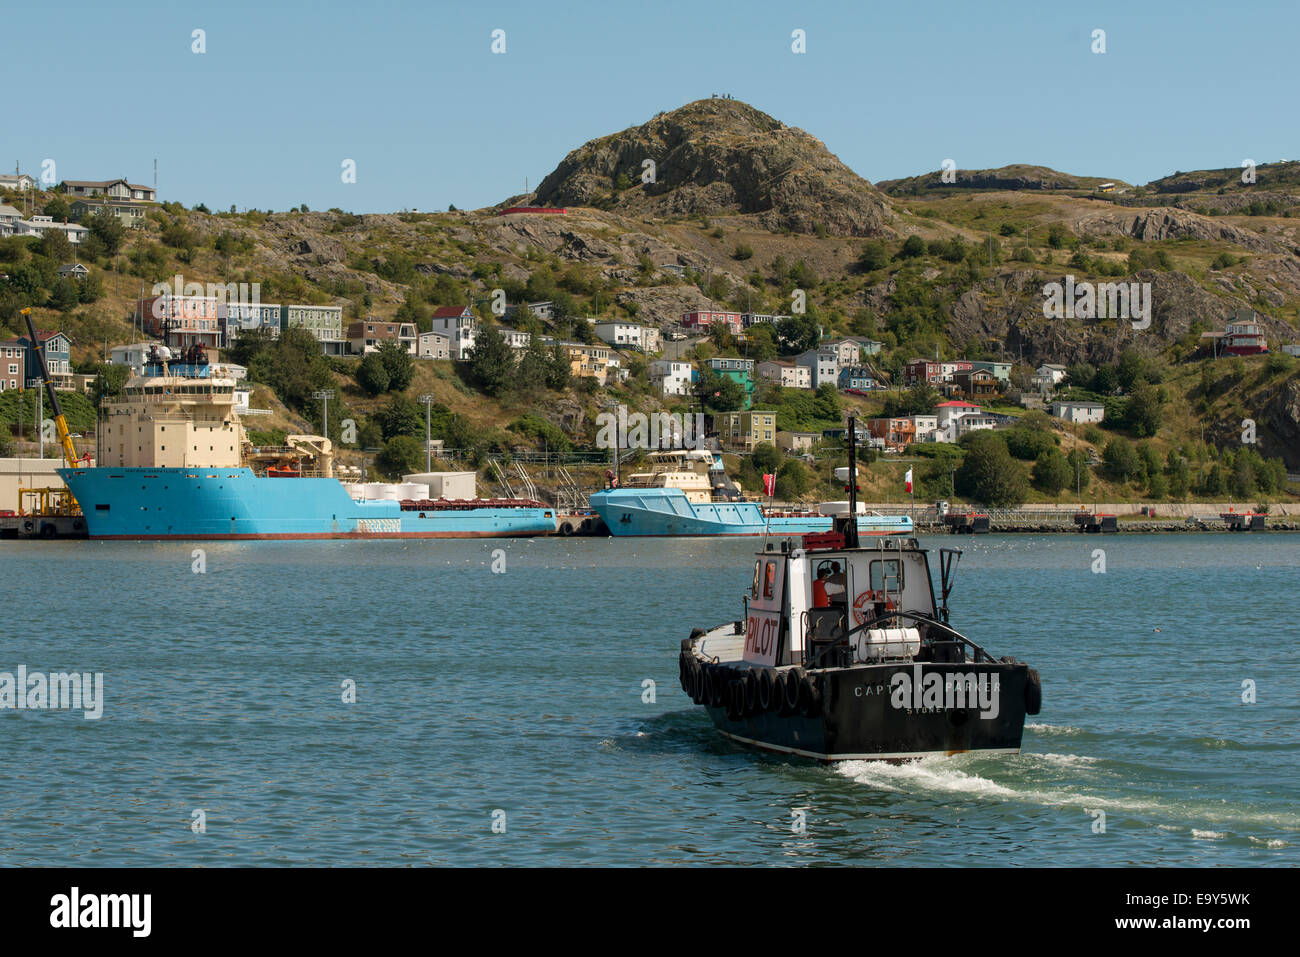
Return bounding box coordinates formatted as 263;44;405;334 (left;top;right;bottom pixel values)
429;306;477;359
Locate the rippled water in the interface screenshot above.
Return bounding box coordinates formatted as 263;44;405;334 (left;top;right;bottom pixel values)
0;533;1296;866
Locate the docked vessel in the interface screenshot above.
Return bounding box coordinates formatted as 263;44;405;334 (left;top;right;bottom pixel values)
677;419;1041;761
59;345;556;540
590;449;913;537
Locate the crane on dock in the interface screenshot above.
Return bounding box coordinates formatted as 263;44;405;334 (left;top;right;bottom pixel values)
20;307;84;511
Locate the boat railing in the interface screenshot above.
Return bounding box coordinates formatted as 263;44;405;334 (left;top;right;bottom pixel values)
803;608;997;669
253;469;327;478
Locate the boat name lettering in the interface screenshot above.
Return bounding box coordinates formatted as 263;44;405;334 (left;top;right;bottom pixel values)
852;683;889;697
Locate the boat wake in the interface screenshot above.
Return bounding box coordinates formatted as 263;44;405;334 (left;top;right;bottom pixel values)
835;751;1300;837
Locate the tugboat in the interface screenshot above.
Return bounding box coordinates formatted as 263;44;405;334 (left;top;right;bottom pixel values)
677;415;1041;761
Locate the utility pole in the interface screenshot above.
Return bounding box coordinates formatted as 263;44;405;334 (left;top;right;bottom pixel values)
312;389;334;439
419;393;436;472
31;378;44;458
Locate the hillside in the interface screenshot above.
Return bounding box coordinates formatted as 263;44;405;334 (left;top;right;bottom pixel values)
2;95;1298;500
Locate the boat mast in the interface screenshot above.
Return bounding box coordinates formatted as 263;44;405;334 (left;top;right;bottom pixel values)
845;413;860;549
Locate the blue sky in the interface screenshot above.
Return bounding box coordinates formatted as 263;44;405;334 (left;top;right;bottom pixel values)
9;0;1295;213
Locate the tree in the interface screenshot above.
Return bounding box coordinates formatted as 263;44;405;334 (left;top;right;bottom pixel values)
812;384;841;423
1166;451;1190;500
43;196;72;220
48;277;80;311
546;345;571;390
1116;348;1150;391
898;235;926;259
698;369;745;412
517;338;551;391
375;395;423;440
1031;449;1072;494
1091;365;1119;395
1066;362;1096;388
89;362;130;403
751;442;781;474
377;339;414;391
1101;437;1140;482
38;228;74;265
1126;381;1164;437
857;240;889;271
356;352;390;396
245;327;335;413
466;326;516;397
376;435;424;478
955;432;1028;506
88;209;126;255
1066;448;1092;494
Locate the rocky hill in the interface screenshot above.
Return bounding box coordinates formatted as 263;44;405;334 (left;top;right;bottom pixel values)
878;164;1124;195
532;98;894;237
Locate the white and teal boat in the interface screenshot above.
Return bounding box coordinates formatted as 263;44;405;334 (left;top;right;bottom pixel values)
589;450;913;538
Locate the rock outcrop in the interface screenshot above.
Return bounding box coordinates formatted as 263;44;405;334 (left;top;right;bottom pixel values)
532;98;893;237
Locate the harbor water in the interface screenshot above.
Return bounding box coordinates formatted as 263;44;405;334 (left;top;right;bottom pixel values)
0;533;1296;866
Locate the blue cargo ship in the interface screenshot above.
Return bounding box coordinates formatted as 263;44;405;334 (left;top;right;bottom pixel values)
590;450;912;538
64;345;555;540
59;467;556;540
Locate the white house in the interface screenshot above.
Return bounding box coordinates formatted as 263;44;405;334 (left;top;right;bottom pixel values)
1035;363;1068;386
757;360;812;390
795;349;838;389
951;412;997;439
17;215;89;244
495;327;532;351
648;359;692;396
1051;400;1105;425
0;174;36;192
110;342;165;373
935;400;982;441
592;320;645;350
907;414;941;442
429;306;478;359
0;204;21;223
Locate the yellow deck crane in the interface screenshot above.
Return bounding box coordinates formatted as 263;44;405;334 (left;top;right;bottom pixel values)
20;307;82;513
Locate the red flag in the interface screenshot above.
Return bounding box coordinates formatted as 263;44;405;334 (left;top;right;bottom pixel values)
763;473;776;497
904;467;913;493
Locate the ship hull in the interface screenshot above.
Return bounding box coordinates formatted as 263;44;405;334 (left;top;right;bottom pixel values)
591;487;913;537
702;662;1028;761
682;636;1031;762
58;467;556;540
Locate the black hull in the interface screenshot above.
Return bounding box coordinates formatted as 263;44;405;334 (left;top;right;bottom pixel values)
696;662;1030;762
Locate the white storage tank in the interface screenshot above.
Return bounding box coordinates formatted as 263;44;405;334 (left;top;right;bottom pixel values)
820;500;867;516
402;471;477;500
852;627;921;663
397;482;430;501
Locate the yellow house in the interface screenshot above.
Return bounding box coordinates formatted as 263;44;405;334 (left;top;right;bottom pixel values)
565;342;611;385
718;410;777;452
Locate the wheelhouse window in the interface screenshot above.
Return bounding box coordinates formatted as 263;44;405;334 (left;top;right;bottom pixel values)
869;559;904;593
763;561;776;598
751;561;761;599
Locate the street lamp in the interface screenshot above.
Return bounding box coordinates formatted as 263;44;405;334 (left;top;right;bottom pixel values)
419;393;436;472
311;389;334;439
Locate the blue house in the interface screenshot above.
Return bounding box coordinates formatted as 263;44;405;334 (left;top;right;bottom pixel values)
838;366;875;391
17;330;72;382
